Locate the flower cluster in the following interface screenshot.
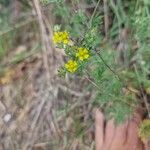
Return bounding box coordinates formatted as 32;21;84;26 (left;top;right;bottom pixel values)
52;31;69;44
52;30;90;74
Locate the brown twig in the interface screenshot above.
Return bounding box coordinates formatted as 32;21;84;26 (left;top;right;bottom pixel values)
103;0;109;39
33;0;51;84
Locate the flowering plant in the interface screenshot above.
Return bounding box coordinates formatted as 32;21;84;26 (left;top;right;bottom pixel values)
52;30;91;76
52;26;135;123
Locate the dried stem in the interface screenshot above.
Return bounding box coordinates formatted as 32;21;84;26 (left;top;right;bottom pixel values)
103;0;109;39
33;0;51;84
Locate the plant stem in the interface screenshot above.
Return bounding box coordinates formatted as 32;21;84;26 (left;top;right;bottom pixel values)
94;49;139;96
84;69;136;109
84;70;101;91
89;0;101;27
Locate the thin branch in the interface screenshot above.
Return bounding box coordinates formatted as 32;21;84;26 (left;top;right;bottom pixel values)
84;75;101;91
84;70;136;109
95;50;121;81
94;49;142;107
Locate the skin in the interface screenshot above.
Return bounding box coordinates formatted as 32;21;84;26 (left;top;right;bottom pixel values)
95;109;150;150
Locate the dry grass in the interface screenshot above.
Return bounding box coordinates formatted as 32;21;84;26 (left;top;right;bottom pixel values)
0;48;94;149
0;2;94;149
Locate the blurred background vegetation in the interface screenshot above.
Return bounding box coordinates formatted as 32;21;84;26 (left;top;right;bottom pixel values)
0;0;150;149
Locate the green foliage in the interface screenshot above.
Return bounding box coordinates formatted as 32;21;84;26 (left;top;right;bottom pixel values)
0;3;14;61
53;32;133;123
131;2;150;90
53;2;91;37
54;0;150;123
90;50;135;123
1;0;150;125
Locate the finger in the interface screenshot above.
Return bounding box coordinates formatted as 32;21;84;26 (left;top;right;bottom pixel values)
126;121;143;150
104;119;115;150
144;140;150;150
110;121;128;150
126;113;143;150
95;109;104;150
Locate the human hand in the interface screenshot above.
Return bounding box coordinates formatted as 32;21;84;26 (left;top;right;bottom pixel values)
95;109;150;150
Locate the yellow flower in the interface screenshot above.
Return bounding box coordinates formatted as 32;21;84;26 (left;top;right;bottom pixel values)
138;119;150;141
52;31;69;44
76;47;89;61
65;60;78;73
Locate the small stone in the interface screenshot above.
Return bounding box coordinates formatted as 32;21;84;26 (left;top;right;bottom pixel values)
3;113;12;123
